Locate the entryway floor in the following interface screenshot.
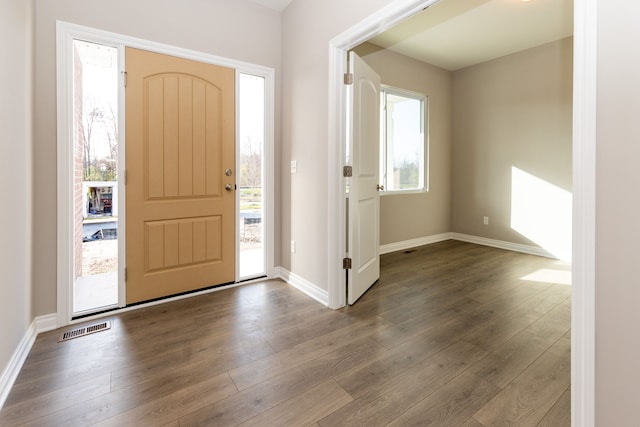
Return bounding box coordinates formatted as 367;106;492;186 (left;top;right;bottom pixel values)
3;241;570;426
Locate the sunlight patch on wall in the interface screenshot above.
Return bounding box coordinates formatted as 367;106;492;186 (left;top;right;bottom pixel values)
511;167;572;261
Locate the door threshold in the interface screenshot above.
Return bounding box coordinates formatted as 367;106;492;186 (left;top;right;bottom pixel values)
237;275;267;284
64;276;272;326
126;281;236;308
72;305;120;321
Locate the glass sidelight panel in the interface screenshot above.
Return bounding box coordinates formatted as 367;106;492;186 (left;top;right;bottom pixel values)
238;73;265;279
72;40;119;314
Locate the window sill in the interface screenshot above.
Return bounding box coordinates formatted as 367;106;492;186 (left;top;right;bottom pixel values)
380;189;428;196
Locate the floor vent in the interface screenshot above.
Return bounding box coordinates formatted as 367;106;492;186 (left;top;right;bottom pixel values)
58;321;111;342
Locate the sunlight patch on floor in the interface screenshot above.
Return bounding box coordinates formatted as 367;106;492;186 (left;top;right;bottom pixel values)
520;268;572;286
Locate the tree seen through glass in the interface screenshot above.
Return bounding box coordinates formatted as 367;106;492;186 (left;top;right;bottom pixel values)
381;88;426;192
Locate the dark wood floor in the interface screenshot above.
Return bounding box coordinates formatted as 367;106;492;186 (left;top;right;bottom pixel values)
1;240;571;426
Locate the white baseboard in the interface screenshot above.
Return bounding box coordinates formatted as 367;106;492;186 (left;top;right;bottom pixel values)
379;233;452;255
0;324;36;410
35;314;58;334
450;233;559;259
276;267;329;306
277;231;549;308
379;232;561;260
0;313;56;410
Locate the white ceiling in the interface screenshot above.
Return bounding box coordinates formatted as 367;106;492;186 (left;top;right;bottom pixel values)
248;0;293;12
367;0;573;71
249;0;573;71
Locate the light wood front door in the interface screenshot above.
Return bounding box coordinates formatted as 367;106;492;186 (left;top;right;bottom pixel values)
125;48;235;304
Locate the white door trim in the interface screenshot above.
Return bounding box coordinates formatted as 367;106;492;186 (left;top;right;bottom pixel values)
571;1;597;425
326;1;595;426
56;21;276;326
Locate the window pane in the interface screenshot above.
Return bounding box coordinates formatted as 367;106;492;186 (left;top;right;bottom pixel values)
384;91;424;191
73;40;119;314
239;73;265;278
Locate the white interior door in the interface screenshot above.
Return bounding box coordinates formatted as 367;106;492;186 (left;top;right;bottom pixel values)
347;51;381;305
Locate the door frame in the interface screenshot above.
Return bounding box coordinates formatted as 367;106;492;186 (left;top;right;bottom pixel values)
56;21;276;326
326;0;596;426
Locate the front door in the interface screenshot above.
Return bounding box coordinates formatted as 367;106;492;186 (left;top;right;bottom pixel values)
125;48;235;304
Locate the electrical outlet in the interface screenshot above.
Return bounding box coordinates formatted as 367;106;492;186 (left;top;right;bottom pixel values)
483;216;489;225
291;240;296;253
291;160;297;174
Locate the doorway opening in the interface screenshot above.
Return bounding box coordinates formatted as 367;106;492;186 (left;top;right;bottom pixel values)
72;40;120;315
328;0;595;424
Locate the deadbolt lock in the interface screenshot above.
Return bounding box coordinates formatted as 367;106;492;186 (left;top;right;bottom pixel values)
225;168;233;176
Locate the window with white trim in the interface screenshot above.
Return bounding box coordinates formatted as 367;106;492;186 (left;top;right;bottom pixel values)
380;86;428;193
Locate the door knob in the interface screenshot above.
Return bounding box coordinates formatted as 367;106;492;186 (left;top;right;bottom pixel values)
225;184;234;191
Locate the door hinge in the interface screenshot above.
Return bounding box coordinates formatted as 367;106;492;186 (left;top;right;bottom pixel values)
344;73;353;85
124;268;127;281
343;257;352;270
343;165;353;177
124;170;128;185
122;71;127;88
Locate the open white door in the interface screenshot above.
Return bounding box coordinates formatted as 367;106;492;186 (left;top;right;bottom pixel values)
346;51;381;305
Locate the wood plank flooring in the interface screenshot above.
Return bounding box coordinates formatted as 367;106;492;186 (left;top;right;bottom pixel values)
0;240;571;426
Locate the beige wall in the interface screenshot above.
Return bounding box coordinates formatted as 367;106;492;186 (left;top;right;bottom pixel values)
352;39;571;251
452;38;573;255
32;0;282;316
596;1;640;424
0;0;34;386
353;43;452;245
